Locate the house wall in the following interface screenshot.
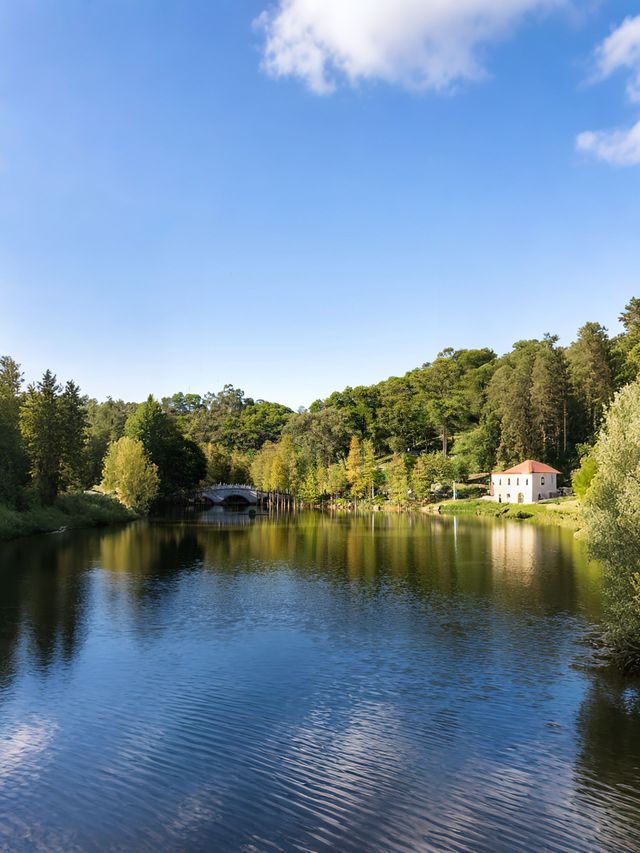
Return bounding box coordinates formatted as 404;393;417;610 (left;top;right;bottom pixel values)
490;471;559;504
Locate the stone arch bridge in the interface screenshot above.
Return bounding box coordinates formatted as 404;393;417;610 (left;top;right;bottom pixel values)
198;484;260;506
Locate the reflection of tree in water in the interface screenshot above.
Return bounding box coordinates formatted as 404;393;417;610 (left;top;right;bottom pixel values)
190;512;599;617
575;672;640;850
98;524;205;633
0;532;96;688
0;513;601;696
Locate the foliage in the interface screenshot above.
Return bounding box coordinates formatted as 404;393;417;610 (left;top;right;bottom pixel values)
412;453;455;501
572;454;598;501
85;397;135;487
387;453;411;506
584;379;640;672
0;492;133;542
100;437;160;512
19;370;87;504
567;322;615;438
124;396;206;497
0;356;29;505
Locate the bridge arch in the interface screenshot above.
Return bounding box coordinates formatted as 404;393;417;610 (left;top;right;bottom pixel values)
199;484;259;506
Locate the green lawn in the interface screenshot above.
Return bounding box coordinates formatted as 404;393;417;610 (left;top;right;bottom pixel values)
436;496;581;529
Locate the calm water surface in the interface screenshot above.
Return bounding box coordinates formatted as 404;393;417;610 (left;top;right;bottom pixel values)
1;510;639;852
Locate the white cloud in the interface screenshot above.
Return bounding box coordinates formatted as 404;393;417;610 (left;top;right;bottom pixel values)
578;16;640;166
576;121;640;166
594;15;640;103
256;0;563;95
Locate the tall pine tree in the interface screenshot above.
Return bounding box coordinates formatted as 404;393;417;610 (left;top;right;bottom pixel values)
20;371;64;504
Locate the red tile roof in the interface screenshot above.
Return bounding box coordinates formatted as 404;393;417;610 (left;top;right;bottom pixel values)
493;460;561;476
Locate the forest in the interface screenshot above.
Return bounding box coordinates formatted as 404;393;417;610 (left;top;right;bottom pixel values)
1;296;639;512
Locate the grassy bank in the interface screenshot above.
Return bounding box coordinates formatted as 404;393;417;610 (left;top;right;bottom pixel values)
434;497;582;529
0;492;135;542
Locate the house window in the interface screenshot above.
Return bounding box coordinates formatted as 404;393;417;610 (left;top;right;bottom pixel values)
541;476;545;485
517;478;520;485
508;478;511;485
526;479;529;485
499;478;502;485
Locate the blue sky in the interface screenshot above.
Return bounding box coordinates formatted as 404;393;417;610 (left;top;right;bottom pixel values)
1;0;639;409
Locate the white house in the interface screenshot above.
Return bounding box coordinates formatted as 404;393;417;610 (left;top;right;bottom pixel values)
490;460;561;504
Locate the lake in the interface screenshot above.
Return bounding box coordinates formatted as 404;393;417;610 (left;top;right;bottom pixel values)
1;510;639;851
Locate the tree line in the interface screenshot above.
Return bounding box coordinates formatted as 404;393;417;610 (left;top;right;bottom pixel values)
250;298;640;504
1;296;638;512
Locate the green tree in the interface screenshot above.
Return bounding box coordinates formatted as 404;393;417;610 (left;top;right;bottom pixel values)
59;380;88;489
100;436;159;512
269;435;298;493
85;398;134;487
567;323;615;440
361;439;377;500
418;350;466;458
412;452;455;501
0;356;28;505
125;396;205;497
387;454;410;506
572;454;598;500
530;335;570;462
613;296;640;384
487;341;541;466
299;466;322;504
203;442;232;483
583;379;640;672
346;435;365;500
20;370;64;504
326;460;348;500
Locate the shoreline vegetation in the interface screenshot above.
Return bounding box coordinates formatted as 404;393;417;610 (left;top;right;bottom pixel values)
432;496;582;529
0;493;135;543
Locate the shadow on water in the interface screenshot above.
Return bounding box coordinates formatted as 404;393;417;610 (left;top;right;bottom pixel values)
0;511;638;850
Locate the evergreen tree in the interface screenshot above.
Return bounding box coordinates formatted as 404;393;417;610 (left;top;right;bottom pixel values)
530;335;570;463
614;297;640;383
567;323;615;440
20;370;64;504
0;356;23;398
488;341;540;466
0;356;28;505
60;380;88;489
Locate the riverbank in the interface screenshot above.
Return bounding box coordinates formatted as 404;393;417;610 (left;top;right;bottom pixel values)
0;493;135;542
432;497;582;529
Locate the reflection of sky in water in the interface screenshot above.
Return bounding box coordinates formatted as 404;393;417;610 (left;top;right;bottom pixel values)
0;513;636;851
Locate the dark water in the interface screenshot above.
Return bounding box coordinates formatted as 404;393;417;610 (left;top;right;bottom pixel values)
1;510;639;852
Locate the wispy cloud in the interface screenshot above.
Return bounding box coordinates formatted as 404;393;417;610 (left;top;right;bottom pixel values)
578;15;640;166
256;0;563;95
576;121;640;166
593;15;640;102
